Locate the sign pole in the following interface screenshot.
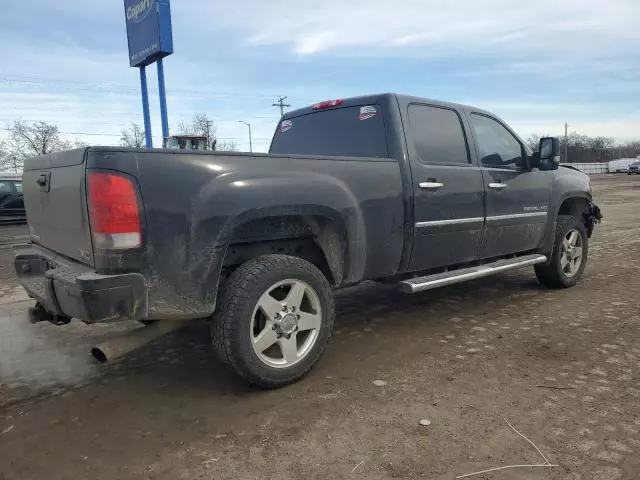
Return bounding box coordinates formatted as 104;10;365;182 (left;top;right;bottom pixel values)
139;65;153;148
124;0;173;149
157;57;170;146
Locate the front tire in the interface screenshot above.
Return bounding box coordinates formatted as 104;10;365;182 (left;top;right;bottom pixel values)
535;215;588;288
211;255;335;388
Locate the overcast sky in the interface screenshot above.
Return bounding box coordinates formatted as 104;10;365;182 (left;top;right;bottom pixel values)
1;0;639;151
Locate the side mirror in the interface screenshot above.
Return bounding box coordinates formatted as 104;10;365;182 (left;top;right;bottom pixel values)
539;137;561;168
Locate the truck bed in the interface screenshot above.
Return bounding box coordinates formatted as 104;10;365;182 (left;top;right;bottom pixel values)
18;147;405;322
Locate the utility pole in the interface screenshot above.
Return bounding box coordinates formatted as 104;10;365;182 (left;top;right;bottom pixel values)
564;122;569;163
238;121;252;153
205;119;214;150
272;96;291;117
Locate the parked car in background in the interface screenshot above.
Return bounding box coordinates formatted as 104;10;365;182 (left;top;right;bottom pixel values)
628;161;640;175
0;175;25;223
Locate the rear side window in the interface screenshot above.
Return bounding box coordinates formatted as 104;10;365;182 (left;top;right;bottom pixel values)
13;181;22;193
270;105;389;158
408;105;470;165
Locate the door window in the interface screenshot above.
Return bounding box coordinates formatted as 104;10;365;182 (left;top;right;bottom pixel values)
0;181;12;193
470;114;525;170
13;181;22;193
408;105;470;165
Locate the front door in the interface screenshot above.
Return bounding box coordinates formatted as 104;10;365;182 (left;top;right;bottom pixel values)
406;103;485;272
468;112;552;259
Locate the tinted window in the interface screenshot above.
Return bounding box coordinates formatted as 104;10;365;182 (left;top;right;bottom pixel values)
470;114;524;170
0;181;11;193
408;105;469;164
13;181;22;193
270;105;389;158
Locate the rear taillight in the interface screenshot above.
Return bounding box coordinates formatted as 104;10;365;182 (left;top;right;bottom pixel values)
312;99;344;110
87;171;142;249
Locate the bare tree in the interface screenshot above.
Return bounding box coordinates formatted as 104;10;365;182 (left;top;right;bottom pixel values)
4;120;87;172
0;139;13;173
590;136;616;162
216;140;239;152
10;121;61;158
177;113;218;150
525;134;542;152
120;123;146;148
60;138;89;150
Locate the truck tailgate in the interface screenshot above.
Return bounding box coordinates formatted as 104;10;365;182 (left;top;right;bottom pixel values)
22;149;94;266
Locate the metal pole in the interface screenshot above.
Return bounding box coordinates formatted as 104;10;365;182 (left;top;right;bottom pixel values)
564;122;568;163
139;66;153;148
157;58;170;146
239;121;252;153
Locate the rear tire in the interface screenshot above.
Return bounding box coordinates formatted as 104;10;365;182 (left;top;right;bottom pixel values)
535;215;588;288
211;255;335;388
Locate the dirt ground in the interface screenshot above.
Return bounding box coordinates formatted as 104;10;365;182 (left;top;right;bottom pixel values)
1;175;639;480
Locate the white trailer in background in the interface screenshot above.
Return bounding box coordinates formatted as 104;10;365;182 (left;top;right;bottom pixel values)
609;158;639;173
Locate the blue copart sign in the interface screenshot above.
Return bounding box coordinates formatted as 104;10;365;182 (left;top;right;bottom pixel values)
124;0;173;67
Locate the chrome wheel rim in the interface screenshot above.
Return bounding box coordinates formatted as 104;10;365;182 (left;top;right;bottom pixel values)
560;228;584;277
250;279;322;369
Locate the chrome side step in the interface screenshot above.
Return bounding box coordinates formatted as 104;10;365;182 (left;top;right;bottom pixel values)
399;254;548;294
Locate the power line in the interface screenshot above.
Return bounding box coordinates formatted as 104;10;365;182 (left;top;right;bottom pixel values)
0;75;286;100
0;127;272;140
0;116;279;128
272;96;291;118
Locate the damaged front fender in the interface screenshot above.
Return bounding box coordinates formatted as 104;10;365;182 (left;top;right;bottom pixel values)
584;203;603;238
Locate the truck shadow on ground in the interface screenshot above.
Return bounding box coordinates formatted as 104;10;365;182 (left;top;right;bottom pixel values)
89;271;545;398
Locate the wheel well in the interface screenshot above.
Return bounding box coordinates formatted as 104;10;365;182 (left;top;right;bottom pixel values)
558;197;590;217
222;215;346;286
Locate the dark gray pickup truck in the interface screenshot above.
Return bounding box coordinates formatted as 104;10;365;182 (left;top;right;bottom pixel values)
14;93;601;387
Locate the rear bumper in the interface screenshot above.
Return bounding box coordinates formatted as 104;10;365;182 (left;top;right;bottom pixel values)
13;243;148;323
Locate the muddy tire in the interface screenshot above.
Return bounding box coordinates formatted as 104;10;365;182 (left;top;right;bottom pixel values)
211;255;335;388
535;215;588;289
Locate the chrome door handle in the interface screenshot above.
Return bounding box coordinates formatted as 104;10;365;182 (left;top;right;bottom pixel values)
419;182;444;191
488;182;507;191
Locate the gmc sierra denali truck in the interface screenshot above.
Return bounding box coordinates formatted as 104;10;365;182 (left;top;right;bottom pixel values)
14;93;601;388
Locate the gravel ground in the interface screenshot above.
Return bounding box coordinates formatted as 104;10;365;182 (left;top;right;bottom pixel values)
0;224;28;304
0;175;639;480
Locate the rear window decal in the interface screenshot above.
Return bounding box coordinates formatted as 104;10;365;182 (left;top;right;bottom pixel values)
280;120;293;133
358;105;377;121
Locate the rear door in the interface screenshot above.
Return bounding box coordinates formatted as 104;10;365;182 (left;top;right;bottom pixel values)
22;149;94;265
468;112;552;259
405;103;485;271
